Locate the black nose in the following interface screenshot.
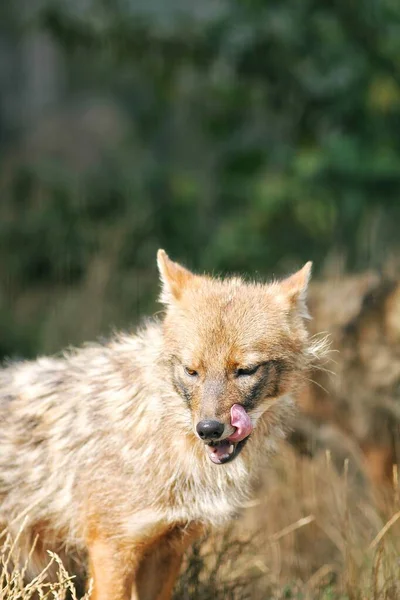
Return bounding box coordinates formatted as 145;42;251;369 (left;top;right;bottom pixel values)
196;420;225;440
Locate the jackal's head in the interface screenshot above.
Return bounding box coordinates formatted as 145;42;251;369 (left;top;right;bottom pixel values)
158;250;314;466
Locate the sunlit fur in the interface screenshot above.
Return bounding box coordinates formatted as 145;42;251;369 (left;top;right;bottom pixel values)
0;251;319;600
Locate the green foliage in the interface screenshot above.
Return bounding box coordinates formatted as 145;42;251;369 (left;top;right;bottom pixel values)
0;0;400;356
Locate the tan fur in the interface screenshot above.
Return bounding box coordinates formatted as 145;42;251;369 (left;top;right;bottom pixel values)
0;251;317;598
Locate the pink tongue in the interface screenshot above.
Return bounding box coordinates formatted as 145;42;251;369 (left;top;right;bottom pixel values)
228;404;253;442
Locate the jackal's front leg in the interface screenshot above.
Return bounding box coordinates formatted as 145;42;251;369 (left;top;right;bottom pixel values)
87;534;138;600
135;524;203;600
87;524;202;600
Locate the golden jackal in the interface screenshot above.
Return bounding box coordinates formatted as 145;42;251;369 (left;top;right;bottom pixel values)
0;251;317;600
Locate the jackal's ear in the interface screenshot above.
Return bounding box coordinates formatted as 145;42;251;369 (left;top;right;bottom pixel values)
157;249;195;304
280;261;312;319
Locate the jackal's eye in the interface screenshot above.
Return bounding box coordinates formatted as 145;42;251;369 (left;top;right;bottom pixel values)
235;364;260;377
184;366;198;377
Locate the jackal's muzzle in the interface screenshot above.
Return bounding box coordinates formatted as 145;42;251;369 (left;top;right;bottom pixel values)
198;404;253;465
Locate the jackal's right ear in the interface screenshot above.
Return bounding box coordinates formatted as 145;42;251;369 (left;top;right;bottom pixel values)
157;249;195;304
280;261;312;319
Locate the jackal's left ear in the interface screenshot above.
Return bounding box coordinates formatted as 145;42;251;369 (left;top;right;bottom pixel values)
157;249;195;304
280;261;312;319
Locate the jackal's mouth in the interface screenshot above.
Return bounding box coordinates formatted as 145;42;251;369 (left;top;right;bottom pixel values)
205;435;250;465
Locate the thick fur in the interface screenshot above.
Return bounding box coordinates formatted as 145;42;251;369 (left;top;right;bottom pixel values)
0;251;317;600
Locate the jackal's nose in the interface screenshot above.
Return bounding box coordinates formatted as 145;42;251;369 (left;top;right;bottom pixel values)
196;420;225;440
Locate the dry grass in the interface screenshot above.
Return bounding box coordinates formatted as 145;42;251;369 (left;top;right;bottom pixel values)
2;446;399;599
175;445;400;600
0;528;91;599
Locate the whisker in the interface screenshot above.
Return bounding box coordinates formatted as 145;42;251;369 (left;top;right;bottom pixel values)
312;364;336;378
306;377;330;395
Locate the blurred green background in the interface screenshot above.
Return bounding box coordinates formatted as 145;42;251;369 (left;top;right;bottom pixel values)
1;0;400;358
